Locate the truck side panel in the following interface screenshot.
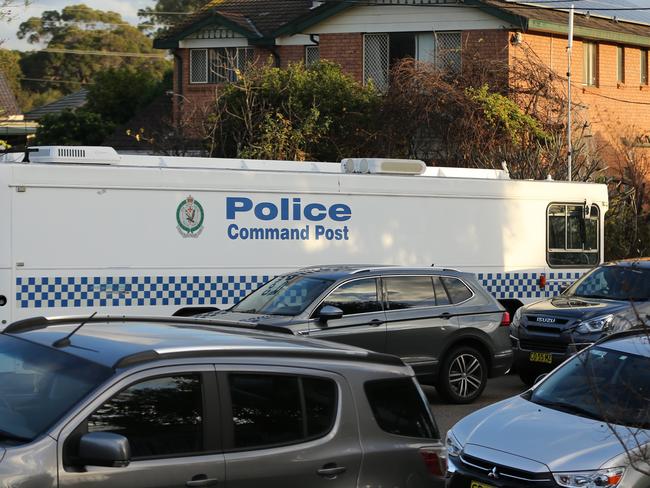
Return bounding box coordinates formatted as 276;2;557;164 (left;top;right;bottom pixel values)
0;167;11;326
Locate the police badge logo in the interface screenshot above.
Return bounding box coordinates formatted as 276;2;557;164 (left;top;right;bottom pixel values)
176;195;204;237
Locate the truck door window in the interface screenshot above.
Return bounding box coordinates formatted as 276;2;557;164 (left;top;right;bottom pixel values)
547;203;599;267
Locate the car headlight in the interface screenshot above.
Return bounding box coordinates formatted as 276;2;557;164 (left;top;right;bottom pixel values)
576;314;614;334
553;467;625;487
446;431;463;457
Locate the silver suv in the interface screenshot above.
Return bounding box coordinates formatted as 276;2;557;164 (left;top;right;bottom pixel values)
0;315;446;488
446;330;650;488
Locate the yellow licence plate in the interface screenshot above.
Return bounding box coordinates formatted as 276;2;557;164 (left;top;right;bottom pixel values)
471;482;496;488
530;352;553;364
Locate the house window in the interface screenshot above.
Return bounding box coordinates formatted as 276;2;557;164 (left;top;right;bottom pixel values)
641;49;648;85
363;31;462;91
189;49;208;84
305;45;320;67
582;42;598;86
363;33;390;91
434;32;462;74
189;47;254;84
617;46;625;84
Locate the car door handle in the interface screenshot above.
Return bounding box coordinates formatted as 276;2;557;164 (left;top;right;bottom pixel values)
317;464;347;478
367;319;384;326
440;312;452;320
186;476;218;487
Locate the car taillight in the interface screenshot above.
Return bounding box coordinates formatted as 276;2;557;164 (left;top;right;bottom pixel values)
500;311;511;326
420;447;446;477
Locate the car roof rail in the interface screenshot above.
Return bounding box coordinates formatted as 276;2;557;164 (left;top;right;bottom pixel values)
114;344;405;370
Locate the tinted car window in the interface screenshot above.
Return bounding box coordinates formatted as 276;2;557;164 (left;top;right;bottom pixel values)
433;277;450;305
304;377;337;437
87;375;204;458
365;378;438;439
228;374;337;450
441;277;472;303
321;278;381;315
0;335;111;441
385;276;436;310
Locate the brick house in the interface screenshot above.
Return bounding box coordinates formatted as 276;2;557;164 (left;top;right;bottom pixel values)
154;0;650;157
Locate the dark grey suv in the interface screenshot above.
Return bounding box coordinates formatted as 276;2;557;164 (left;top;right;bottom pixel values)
200;266;513;403
0;315;446;487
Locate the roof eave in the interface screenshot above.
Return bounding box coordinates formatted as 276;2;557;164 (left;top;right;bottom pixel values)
527;18;650;48
465;0;530;31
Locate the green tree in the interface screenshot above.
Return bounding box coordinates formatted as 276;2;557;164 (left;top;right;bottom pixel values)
86;67;170;125
209;61;381;161
17;4;170;93
138;0;204;35
35;109;114;145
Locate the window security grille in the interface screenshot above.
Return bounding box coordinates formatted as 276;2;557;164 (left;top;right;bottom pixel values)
364;33;390;91
190;47;254;84
434;32;461;74
305;45;320;67
189;49;208;84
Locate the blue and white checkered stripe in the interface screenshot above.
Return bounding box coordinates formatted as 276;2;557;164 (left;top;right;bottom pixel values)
15;275;270;309
477;272;583;299
16;271;586;309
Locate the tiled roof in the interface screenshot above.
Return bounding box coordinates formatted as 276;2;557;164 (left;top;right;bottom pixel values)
483;0;650;39
156;0;313;45
154;0;650;48
25;89;88;121
0;71;20;116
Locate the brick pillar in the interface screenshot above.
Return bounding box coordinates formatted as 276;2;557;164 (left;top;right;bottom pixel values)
320;33;364;83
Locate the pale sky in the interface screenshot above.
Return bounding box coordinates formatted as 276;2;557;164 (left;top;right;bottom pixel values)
4;0;650;51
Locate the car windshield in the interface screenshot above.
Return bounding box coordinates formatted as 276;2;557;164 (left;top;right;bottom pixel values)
231;275;335;316
530;345;650;428
567;265;650;301
0;335;112;442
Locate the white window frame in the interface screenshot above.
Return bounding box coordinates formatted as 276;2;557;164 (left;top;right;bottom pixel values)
641;49;648;85
583;42;598;87
305;45;320;67
363;33;390;92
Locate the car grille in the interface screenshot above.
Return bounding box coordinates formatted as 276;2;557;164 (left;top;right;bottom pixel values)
459;453;554;484
526;315;569;325
518;339;568;354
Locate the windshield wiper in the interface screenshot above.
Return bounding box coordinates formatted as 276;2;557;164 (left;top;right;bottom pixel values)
0;429;32;443
573;294;611;300
533;399;602;421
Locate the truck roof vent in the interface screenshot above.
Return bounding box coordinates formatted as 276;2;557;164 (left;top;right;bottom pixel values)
341;158;426;175
29;146;121;165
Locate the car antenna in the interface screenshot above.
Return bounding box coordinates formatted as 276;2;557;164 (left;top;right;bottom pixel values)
53;312;98;348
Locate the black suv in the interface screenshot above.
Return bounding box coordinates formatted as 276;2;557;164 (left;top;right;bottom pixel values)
200;265;512;403
511;258;650;385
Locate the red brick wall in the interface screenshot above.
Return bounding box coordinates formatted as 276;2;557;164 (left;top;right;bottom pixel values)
463;30;510;65
278;45;306;68
511;31;650;161
319;33;364;83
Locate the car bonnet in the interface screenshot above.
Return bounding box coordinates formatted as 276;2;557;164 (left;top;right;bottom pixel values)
453;395;645;472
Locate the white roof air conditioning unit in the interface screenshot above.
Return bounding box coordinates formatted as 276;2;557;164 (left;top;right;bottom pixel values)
341;158;426;175
29;146;121;165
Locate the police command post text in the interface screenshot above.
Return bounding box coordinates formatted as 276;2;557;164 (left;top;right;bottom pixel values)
225;196;351;241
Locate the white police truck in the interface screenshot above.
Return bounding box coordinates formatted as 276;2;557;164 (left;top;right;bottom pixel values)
0;146;608;326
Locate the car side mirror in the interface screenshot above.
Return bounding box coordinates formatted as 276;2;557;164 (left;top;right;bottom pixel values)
78;432;131;468
318;305;344;322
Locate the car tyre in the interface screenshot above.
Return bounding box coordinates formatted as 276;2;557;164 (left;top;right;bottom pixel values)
518;369;539;387
437;346;487;404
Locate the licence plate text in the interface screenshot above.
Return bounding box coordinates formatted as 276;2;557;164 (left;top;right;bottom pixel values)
529;352;553;364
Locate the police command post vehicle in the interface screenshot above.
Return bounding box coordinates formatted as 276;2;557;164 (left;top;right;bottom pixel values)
0;146;608;327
